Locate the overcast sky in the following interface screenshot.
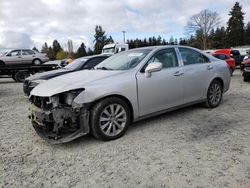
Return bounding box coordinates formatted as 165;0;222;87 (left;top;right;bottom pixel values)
0;0;250;51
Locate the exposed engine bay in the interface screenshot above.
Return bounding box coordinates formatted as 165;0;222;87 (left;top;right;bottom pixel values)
29;90;90;144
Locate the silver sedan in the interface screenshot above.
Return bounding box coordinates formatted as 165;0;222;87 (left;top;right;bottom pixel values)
29;46;231;143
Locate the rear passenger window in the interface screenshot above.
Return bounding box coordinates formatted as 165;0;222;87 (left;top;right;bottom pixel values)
147;48;178;69
179;48;209;65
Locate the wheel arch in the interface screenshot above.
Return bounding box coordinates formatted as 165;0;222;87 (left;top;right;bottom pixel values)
90;94;134;122
213;77;224;91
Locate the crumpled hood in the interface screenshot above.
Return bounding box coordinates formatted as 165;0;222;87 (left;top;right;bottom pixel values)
27;69;71;81
31;70;124;97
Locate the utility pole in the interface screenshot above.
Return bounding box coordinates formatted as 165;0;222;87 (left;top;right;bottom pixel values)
122;31;126;43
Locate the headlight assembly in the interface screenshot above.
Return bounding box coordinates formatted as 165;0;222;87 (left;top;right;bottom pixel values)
60;89;85;106
30;79;47;87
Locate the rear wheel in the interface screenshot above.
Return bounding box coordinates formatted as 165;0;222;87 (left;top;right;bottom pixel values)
33;59;42;65
90;97;131;141
204;80;223;108
14;71;30;82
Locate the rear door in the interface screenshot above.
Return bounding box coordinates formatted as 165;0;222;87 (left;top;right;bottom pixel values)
178;47;214;103
21;50;36;64
136;48;184;116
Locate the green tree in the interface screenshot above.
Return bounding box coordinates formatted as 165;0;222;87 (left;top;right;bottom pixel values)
56;50;67;60
41;42;49;54
210;27;227;49
52;40;62;60
75;43;87;58
226;2;245;47
94;25;108;54
106;35;114;44
245;22;250;45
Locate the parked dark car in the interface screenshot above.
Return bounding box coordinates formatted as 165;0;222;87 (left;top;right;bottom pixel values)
23;54;111;95
241;59;250;81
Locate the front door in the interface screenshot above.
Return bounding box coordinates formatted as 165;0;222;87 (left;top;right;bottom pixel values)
4;50;22;65
136;48;184;116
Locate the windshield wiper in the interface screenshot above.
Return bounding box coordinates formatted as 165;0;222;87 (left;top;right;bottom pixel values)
95;66;113;70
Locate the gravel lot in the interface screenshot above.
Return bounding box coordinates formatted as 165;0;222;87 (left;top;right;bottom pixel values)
0;70;250;188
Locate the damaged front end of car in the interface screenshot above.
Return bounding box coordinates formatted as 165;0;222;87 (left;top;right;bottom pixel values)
28;89;90;144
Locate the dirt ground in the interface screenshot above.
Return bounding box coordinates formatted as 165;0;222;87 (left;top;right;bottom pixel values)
0;70;250;188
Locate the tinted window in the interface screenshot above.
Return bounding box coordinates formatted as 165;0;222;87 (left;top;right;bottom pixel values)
231;50;240;56
147;48;178;69
22;50;35;55
179;48;209;65
64;58;88;70
81;57;108;69
213;54;226;60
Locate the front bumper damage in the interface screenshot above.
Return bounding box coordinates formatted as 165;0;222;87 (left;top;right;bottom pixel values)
29;105;90;144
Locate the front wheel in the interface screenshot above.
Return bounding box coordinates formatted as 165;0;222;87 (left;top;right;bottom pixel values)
90;97;131;141
204;80;223;108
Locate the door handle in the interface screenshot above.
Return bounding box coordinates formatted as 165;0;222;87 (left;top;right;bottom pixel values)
207;65;213;70
173;71;184;76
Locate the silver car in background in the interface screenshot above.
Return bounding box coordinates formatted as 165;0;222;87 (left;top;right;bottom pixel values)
29;46;231;144
0;49;49;66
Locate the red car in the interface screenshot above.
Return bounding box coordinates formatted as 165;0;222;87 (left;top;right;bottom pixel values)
212;53;236;76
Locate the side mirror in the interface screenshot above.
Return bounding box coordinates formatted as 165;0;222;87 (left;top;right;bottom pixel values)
6;53;11;57
145;62;162;77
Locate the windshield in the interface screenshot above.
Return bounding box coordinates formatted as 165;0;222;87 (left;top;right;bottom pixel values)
102;47;115;53
64;58;88;70
0;49;10;56
96;49;151;70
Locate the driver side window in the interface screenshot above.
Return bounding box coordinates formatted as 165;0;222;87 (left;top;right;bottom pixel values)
8;50;21;56
148;48;178;69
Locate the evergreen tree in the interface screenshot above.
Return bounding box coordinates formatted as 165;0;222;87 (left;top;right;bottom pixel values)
47;47;53;60
41;42;49;54
169;36;174;45
32;47;39;52
52;40;62;60
226;2;245;47
75;43;87;58
87;48;94;56
94;25;107;54
245;22;250;45
106;36;114;44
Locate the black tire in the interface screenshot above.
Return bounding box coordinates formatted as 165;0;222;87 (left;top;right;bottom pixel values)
14;71;30;82
0;60;5;67
90;97;132;141
230;68;234;76
243;77;248;82
203;80;223;108
33;59;42;65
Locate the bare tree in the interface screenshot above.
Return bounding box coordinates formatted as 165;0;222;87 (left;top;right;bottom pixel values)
187;9;220;50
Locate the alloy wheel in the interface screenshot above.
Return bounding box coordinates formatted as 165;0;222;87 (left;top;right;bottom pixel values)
208;82;222;106
99;104;127;137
